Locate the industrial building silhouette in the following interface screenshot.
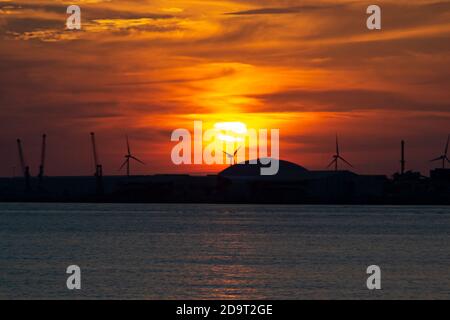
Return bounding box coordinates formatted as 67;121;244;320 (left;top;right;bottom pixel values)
1;158;449;204
1;133;449;204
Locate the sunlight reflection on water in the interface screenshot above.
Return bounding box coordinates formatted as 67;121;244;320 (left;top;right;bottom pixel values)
0;203;449;299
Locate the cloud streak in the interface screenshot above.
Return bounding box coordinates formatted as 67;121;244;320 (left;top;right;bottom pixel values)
226;4;345;15
248;89;450;113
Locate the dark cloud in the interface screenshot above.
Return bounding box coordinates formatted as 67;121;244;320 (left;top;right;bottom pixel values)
249;89;450;113
0;1;174;20
2;17;63;33
0;1;174;36
108;68;237;86
226;4;345;15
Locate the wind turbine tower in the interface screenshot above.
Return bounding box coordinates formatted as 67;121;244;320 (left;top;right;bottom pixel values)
327;135;354;171
430;134;450;169
401;140;406;175
90;132;103;195
119;136;145;176
223;146;241;166
38;134;46;184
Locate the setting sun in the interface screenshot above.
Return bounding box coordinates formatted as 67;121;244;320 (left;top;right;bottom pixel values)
214;122;247;142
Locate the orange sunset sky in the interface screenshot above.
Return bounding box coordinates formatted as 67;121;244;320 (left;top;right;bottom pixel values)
0;0;449;176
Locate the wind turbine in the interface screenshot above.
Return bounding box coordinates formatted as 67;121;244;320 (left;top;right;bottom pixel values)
430;134;450;169
119;136;145;176
327;135;354;171
223;146;241;166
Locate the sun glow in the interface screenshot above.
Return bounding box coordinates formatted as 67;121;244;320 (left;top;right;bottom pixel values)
214;122;247;134
214;122;247;143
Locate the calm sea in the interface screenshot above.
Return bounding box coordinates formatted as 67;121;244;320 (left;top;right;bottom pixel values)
0;203;449;299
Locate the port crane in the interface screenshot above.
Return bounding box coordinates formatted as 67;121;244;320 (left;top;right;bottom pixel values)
16;138;31;191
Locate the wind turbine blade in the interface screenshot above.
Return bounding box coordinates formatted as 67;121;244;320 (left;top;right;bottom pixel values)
339;156;354;168
223;151;233;158
430;156;443;162
130;156;145;165
234;146;241;156
445;134;450;156
126;135;131;155
119;159;128;170
326;159;336;168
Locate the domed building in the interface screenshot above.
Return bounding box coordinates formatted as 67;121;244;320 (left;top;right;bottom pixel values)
217;158;313;203
217;158;387;203
219;158;311;181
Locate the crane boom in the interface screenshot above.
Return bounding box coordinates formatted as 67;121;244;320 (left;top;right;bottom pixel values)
90;132;99;168
17;139;26;176
90;132;103;181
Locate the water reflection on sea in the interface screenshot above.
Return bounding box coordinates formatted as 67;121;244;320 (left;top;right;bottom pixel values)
0;203;449;299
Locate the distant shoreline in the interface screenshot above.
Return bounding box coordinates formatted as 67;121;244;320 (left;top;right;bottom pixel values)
1;163;449;205
1;200;449;206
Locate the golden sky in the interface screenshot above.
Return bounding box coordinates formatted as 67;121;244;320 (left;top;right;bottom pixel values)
0;0;449;176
